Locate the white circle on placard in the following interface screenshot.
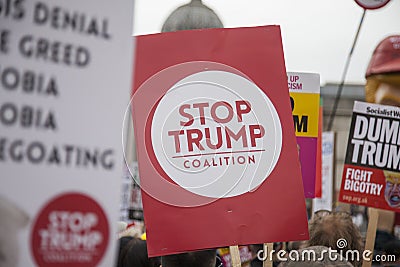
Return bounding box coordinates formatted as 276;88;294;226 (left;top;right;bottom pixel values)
354;0;391;9
151;70;282;198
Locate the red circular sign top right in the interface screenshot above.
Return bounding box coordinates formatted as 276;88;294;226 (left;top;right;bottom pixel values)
355;0;391;10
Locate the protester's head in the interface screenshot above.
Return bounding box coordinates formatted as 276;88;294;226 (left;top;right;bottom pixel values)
287;241;304;251
278;246;353;267
308;210;363;266
365;35;400;106
161;249;217;267
117;237;160;267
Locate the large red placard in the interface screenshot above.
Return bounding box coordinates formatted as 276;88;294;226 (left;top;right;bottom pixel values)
132;26;309;256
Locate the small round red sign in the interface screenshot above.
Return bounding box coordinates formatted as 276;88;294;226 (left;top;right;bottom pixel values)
354;0;391;10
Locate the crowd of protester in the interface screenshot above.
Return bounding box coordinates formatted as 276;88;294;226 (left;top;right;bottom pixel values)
115;206;400;267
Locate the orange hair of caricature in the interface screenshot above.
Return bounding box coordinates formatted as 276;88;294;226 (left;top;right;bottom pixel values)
384;170;400;184
365;74;400;103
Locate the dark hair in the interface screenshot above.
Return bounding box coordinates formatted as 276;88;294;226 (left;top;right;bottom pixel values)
117;237;160;267
383;239;400;261
162;249;217;267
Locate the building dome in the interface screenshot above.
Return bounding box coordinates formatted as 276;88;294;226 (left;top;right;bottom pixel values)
161;0;223;32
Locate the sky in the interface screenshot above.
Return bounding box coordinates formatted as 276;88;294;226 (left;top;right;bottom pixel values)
133;0;400;85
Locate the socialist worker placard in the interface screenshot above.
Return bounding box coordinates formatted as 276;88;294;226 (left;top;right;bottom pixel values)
132;26;309;256
339;101;400;211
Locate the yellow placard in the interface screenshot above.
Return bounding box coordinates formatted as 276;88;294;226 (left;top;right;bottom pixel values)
290;92;319;137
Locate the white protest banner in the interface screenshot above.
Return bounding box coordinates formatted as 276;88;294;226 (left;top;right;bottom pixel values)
313;132;335;212
0;1;134;266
